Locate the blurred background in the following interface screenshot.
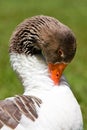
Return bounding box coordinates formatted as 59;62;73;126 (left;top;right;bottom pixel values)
0;0;87;129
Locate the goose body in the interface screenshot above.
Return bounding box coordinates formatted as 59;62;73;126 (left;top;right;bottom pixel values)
0;15;83;130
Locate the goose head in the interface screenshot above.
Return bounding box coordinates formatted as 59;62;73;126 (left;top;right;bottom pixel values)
9;15;76;86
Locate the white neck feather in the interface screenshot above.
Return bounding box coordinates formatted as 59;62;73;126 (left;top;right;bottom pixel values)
10;53;54;97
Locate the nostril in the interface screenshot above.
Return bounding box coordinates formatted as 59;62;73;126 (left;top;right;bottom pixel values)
56;72;59;77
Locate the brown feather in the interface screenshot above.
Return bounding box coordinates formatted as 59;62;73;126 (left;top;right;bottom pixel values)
9;15;76;64
0;95;42;129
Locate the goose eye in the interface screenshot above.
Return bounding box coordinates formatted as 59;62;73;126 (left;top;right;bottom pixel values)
58;49;64;58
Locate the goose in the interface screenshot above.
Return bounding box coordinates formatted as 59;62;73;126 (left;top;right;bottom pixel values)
0;15;83;130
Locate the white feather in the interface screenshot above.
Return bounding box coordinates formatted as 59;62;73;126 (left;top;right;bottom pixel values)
2;52;83;130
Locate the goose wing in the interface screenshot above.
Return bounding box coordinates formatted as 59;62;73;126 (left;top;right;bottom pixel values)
0;95;42;129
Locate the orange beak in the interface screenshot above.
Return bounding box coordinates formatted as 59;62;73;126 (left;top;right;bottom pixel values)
48;63;67;85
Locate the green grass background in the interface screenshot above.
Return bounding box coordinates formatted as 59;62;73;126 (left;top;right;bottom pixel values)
0;0;87;129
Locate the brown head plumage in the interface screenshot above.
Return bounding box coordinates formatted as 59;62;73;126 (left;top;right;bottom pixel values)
9;15;76;64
